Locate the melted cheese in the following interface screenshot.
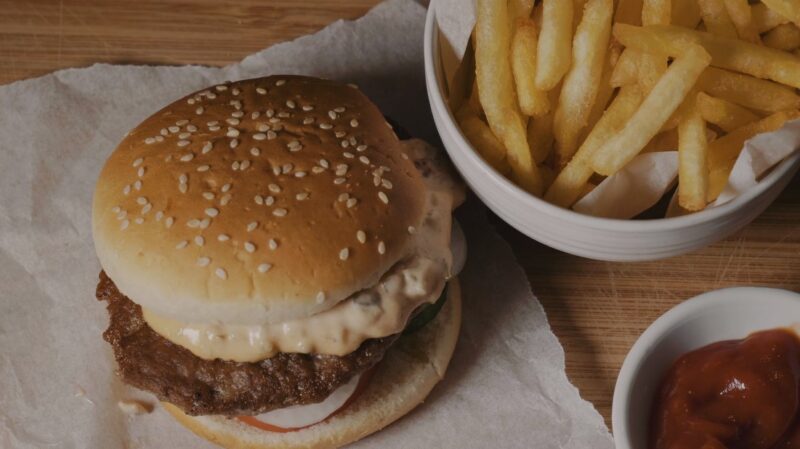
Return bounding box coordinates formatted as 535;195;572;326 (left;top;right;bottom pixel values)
142;140;460;361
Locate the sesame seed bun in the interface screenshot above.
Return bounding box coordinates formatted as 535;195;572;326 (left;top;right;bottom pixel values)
163;278;461;449
92;76;428;325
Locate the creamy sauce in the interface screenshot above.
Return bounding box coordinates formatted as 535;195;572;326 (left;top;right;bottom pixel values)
142;140;461;361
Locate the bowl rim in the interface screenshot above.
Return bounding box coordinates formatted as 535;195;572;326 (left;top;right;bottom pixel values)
424;7;800;232
610;286;800;449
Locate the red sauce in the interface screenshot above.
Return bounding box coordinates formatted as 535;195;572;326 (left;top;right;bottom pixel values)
651;329;800;449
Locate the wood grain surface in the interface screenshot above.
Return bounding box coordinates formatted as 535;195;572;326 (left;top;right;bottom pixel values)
3;0;799;429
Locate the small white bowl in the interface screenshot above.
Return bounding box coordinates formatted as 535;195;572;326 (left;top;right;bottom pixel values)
423;8;800;261
612;287;800;449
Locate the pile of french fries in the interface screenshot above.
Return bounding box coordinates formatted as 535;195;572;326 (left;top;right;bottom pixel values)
456;0;800;213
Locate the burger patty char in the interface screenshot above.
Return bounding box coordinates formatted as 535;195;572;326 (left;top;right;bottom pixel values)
96;271;398;416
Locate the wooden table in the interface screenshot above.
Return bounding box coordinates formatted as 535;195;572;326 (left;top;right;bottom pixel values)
3;0;799;428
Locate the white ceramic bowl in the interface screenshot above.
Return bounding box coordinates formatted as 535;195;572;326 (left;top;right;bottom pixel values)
612;287;800;449
423;8;800;261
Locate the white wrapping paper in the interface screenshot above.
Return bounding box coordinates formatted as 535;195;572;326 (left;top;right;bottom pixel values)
0;1;612;448
433;0;800;219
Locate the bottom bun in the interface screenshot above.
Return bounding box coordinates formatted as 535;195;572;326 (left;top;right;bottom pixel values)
164;278;462;449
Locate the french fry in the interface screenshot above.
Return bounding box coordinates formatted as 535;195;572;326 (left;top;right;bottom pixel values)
612;24;800;89
615;0;643;26
612;48;668;92
642;129;678;153
527;85;562;165
723;0;761;43
696;92;760;132
512;19;550;117
671;0;703;28
706;110;800;200
584;44;620;136
545;85;644;208
591;45;711;176
761;0;800;28
642;0;671;25
540;165;557;191
707;110;800;169
553;0;614;162
763;23;800;51
695;67;800;112
752;2;790;33
458;114;511;175
508;0;534;20
475;0;542;195
535;0;574;90
610;49;639;87
678;96;709;211
697;0;739;38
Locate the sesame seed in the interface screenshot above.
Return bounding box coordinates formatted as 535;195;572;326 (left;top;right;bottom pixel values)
178;140;190;148
232;87;241;96
408;226;416;234
335;164;349;176
258;263;272;273
194;236;205;246
328;110;338;120
133;157;144;167
199;218;210;229
343;152;354;159
348;136;357;145
338;193;349;202
273;208;288;217
268;184;281;193
165;217;175;228
160;128;169;136
252;111;261;120
268;238;278;250
155;135;164;142
229;139;239;149
232;110;244;118
278;112;292;119
205;208;219;217
134;217;144;225
216;85;228;91
155;211;164;221
187;219;201;228
226;118;240;126
199;142;212;154
244;242;256;253
339;248;350;261
145;137;155;144
334;177;346;185
221;183;231;193
141;203;152;214
356;144;367;152
346;198;358;208
378;192;389;204
275;79;286;86
246;221;258;232
319;123;333;130
123;185;131;195
208;120;219;127
294;171;307;178
303;117;315;125
335;131;346;138
179;132;191;139
188;125;198;133
334;107;346;113
267;131;277;140
188;98;196;105
296;192;309;200
341;140;350;149
219;194;232;206
207;92;217;99
209;125;221;131
180;153;194;162
250;147;261;156
256;87;267;95
319;159;330;168
316;291;326;303
350;119;359;127
359;156;370;165
373;177;381;187
269;117;281;124
176;120;189;127
197;257;211;267
137;167;146;177
281;163;293;174
134;180;143;191
287;140;301;150
176;240;188;249
265;196;275;206
136;196;147;205
302;105;314;111
381;179;393;189
266;109;275;118
116;210;127;220
226;128;240;137
311;166;325;174
357;230;366;243
286;100;296;109
254;194;264;205
120;220;130;230
215;268;227;280
240;160;251;170
253;133;266;141
168;126;180;133
218;234;230;242
196;107;204;115
256;123;270;132
179;174;188;184
378;241;386;254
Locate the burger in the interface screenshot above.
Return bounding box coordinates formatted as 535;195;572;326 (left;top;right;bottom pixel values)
91;76;466;448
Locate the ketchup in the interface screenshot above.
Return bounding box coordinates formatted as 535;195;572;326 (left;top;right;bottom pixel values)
650;329;800;449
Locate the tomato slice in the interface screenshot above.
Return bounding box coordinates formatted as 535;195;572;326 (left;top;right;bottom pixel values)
237;367;375;433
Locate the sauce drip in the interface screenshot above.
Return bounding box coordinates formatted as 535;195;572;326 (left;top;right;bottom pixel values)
651;329;800;449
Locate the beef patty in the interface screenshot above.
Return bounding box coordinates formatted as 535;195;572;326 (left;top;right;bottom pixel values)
96;271;398;416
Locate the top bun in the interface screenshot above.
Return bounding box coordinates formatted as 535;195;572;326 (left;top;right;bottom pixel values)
92;76;427;325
